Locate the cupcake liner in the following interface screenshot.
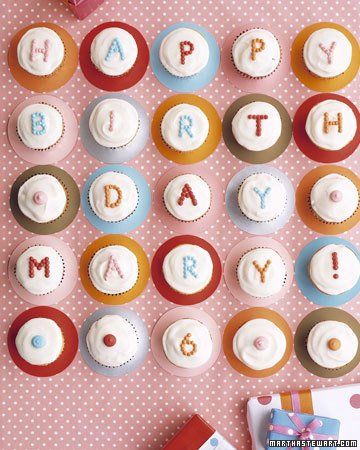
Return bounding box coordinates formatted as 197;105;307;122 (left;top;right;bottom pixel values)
150;22;220;93
225;165;294;235
222;94;292;164
7;306;78;377
81;165;151;234
296;165;360;235
80;93;149;164
79;306;149;377
295;236;360;307
151;235;222;306
10;165;80;235
293;93;360;163
294;307;360;378
8;95;78;164
8;22;78;93
150;306;221;378
224;237;294;307
80;234;150;305
8;236;77;306
291;22;360;92
222;26;289;93
153;165;223;233
79;22;149;91
223;307;293;378
152;94;221;164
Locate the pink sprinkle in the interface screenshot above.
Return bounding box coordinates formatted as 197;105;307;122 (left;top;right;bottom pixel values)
33;191;48;205
104;255;124;281
253;336;268;351
319;41;336;64
30;39;50;63
330;190;343;202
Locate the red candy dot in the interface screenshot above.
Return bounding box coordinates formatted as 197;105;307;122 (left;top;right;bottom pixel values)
103;334;116;347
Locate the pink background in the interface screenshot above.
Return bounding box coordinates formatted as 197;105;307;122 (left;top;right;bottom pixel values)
0;1;359;449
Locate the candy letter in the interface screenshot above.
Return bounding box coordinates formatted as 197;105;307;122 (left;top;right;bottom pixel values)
253;186;271;209
323;112;342;133
30;39;50;62
319;41;336;64
183;255;198;279
179;41;194;65
247;114;268;136
31;112;47;136
178;115;193;138
251;38;265;61
180;333;197;356
104;255;124;281
177;183;198;206
108;110;115;132
28;256;50;278
104;184;122;208
105;38;125;62
252;259;272;283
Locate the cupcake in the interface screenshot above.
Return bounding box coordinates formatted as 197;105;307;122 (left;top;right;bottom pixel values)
88;171;139;222
232;29;281;78
90;27;138;77
88;245;139;295
162;244;213;295
232;318;286;370
161;104;209;152
238;173;287;222
17;103;63;150
303;28;352;79
18;174;67;223
232;101;282;151
15;245;64;295
237;248;286;297
15;317;64;365
162;318;213;369
163;174;211;222
307;320;358;369
159;28;209;78
89;98;139;148
86;315;139;367
305;100;357;151
309;244;360;295
17;27;65;77
310;173;359;223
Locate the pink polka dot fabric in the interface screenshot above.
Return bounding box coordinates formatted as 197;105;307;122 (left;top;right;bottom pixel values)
1;1;359;449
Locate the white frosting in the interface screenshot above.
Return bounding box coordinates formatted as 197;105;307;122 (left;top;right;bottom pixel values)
162;244;213;295
89;99;139;148
17;103;63;150
232;101;282;151
309;244;360;295
90;27;138;76
232;318;287;370
89;171;138;222
17;27;65;76
303;28;352;78
307;320;358;369
162;319;213;369
15;245;64;295
305;100;357;151
159;28;209;77
161;104;209;152
89;245;138;295
232;29;281;77
237;248;286;298
163;174;211;221
15;318;63;365
310;173;359;223
86;315;138;367
18;174;67;223
238;173;287;222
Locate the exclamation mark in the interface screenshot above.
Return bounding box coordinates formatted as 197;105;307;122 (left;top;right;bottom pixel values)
332;252;339;279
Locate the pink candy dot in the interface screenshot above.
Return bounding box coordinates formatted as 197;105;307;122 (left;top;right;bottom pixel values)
257;395;272;405
330;190;343;202
254;336;268;350
33;191;47;205
350;394;360;408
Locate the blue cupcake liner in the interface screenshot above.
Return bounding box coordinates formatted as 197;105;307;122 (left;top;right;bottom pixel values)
150;22;220;93
82;164;151;234
295;236;360;307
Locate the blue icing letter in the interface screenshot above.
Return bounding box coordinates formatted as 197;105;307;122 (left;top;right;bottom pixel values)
105;38;125;62
253;186;271;209
31;112;47;136
183;255;198;279
31;335;46;349
178;115;193;138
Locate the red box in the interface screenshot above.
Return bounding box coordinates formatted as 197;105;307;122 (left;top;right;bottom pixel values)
162;415;215;450
62;0;105;20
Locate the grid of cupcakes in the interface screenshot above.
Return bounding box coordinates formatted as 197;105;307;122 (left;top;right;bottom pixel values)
8;22;78;92
150;22;220;93
293;93;360;164
222;25;289;93
222;93;292;164
296;165;360;235
79;21;149;91
152;94;221;165
291;22;360;92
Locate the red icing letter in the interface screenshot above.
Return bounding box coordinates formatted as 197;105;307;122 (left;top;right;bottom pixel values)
28;257;50;278
247;114;269;136
177;184;198;207
179;41;194;65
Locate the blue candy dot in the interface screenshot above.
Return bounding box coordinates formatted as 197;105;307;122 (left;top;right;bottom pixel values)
31;335;46;349
210;438;219;447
